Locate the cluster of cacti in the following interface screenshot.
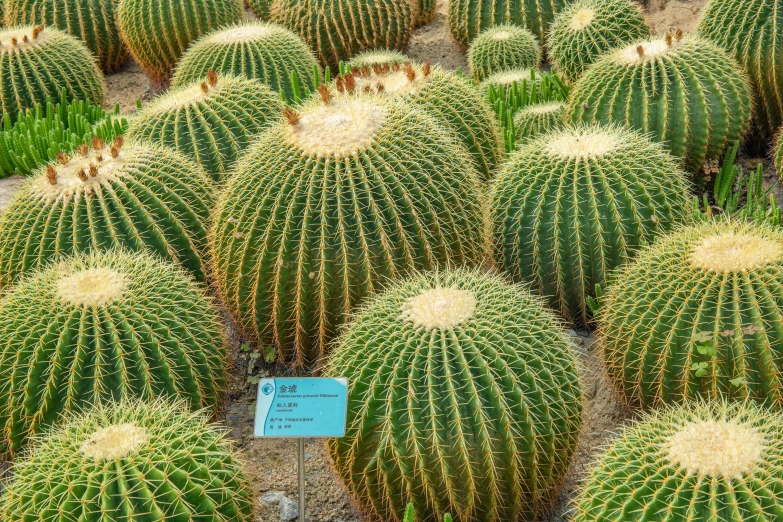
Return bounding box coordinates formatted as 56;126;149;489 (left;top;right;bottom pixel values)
549;0;650;82
491;124;692;324
0;137;213;286
574;400;783;521
270;0;413;72
4;0;128;72
247;0;271;19
567;34;753;172
599;219;783;409
172;22;319;101
468;24;541;81
0;25;104;122
334;60;502;179
513;101;565;142
116;0;243;88
211;95;485;369
130;73;283;180
327;268;583;522
0;399;252;520
414;0;436;26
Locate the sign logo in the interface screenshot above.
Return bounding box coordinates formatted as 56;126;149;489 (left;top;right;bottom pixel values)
261;383;275;395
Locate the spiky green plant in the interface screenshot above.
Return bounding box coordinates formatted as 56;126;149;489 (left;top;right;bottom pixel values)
567;34;753;173
414;0;436;26
334;61;502;179
270;0;413;72
129;73;283;181
491;124;692;324
346;49;409;68
247;0;270;19
211;95;485;370
0;138;213;286
172;22;320;101
327;268;583;522
0;399;251;518
468;24;541;81
116;0;243;89
4;0;128;72
599;219;783;409
574;400;783;521
0;25;104;123
0;250;227;457
512;101;565;143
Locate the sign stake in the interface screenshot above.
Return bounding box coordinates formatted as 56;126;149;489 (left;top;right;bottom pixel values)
298;438;306;521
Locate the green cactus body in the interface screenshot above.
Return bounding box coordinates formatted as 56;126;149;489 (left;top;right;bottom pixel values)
346;49;409;68
775;131;783;179
549;0;649;82
0;250;227;457
566;36;753;173
116;0;243;89
335;62;502;179
513;101;565;142
414;0;436;26
0;139;213;286
0;25;104;123
172;22;319;101
270;0;413;73
211;95;485;370
599;219;783;409
0;399;251;519
468;24;541;81
247;0;270;19
491;124;692;324
574;401;783;521
129;74;283;181
4;0;128;72
327;269;583;522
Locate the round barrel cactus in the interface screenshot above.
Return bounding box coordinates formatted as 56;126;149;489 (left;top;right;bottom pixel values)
116;0;243;89
247;0;270;19
567;35;753;173
0;250;226;457
468;24;541;81
574;400;783;521
0;25;104;122
0;399;251;520
549;0;649;82
270;0;413;72
327;268;583;522
211;95;485;370
414;0;436;26
0;138;213;286
600;219;783;409
129;73;283;180
513;101;565;142
491;124;692;324
172;22;319;101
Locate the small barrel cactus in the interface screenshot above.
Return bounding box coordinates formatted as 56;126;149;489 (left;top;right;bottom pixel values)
491;124;692;324
468;24;541;81
574;400;783;521
116;0;243;89
549;0;650;82
414;0;436;26
346;49;409;68
247;0;271;19
567;34;753;173
0;399;252;520
0;250;227;457
0;25;104;123
172;22;320;101
327;268;583;522
0;138;213;286
211;95;485;370
129;73;283;180
600;219;783;409
270;0;413;72
513;101;565;142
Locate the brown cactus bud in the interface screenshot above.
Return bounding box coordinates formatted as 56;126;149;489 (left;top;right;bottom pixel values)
636;45;645;57
404;63;416;81
200;82;209;93
376;83;385;93
363;85;372;93
110;147;119;158
77;144;89;156
56;152;69;165
318;84;332;104
422;63;431;77
96;154;103;162
207;69;218;87
10;37;17;46
360;66;371;77
372;64;382;75
675;29;683;41
22;35;28;43
344;74;356;93
665;33;673;46
392;62;400;72
46;166;57;185
89;164;98;177
336;76;345;92
283;107;301;125
76;169;88;181
32;24;44;39
113;136;124;149
91;136;105;150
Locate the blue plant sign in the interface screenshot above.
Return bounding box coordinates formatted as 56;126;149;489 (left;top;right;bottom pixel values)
254;377;349;437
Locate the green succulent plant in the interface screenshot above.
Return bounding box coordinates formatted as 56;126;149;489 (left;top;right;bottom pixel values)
247;0;271;19
327;268;583;522
512;101;565;143
468;24;541;81
414;0;436;26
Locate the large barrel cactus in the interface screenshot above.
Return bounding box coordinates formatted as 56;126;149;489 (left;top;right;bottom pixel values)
0;25;104;122
567;35;753;173
116;0;243;89
491;124;692;324
211;95;485;370
129;73;283;180
600;219;783;409
247;0;270;19
0;250;226;457
0;399;252;520
513;101;565;142
574;401;783;521
172;22;319;101
327;268;583;522
414;0;436;26
468;24;541;81
0;138;213;286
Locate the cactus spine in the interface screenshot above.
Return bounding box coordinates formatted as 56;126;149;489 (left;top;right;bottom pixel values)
468;24;541;81
512;101;565;142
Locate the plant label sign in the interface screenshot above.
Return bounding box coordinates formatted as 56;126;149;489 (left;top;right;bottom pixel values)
254;377;348;438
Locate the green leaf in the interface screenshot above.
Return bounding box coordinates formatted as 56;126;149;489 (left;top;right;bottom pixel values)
264;345;277;364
